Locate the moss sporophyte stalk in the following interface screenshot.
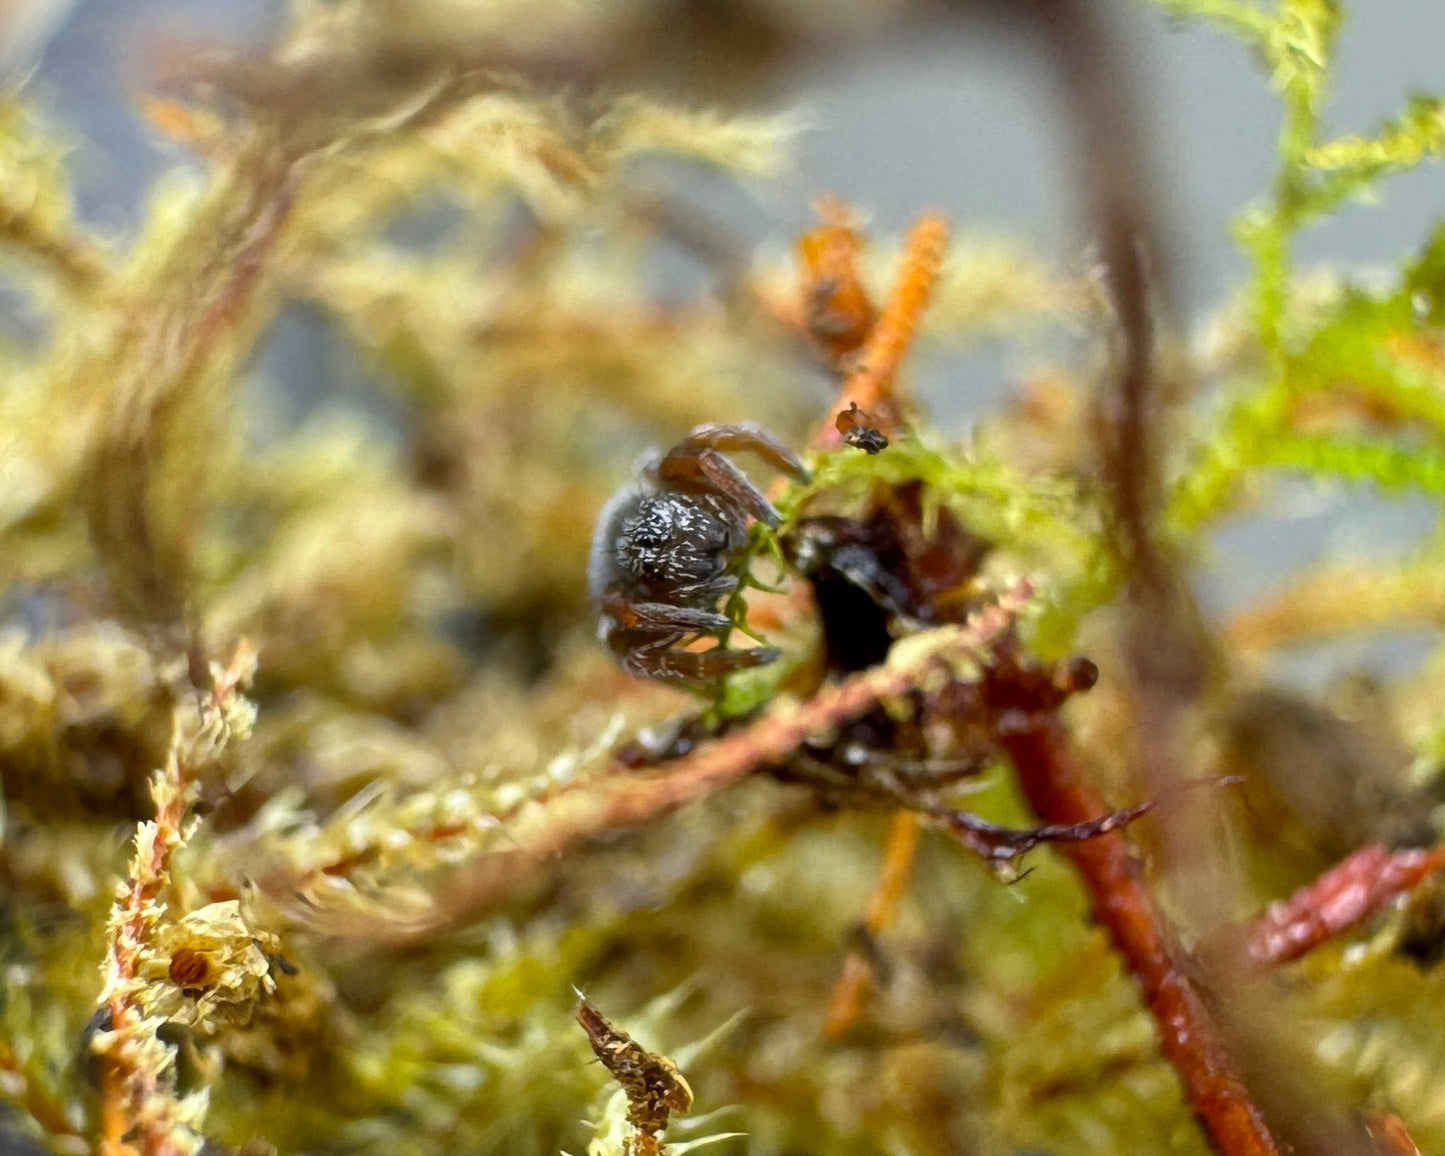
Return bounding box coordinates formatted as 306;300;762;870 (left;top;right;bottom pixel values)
4;2;1445;1155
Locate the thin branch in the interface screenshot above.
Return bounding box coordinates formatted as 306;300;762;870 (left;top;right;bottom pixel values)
303;585;1033;942
812;212;950;449
1245;843;1445;966
824;810;921;1036
808;210;950;1033
92;644;256;1156
976;6;1381;1151
84;138;299;636
0;202;109;297
1020;0;1179;600
998;717;1284;1156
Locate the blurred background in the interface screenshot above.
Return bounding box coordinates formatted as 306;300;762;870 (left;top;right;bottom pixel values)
12;2;1445;307
6;0;1445;670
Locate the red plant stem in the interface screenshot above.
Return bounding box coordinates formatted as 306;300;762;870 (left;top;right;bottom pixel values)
96;642;257;1156
999;718;1283;1156
1367;1112;1423;1156
1246;843;1445;966
101;733;197;1156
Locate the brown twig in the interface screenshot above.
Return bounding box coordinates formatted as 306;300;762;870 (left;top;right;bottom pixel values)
998;717;1283;1156
978;4;1380;1151
811;212;950;449
1245;843;1445;966
806;209;950;1033
307;586;1033;942
1012;0;1177;600
576;996;692;1156
0;203;109;298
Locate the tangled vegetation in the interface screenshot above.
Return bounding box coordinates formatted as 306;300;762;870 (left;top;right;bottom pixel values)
3;1;1445;1154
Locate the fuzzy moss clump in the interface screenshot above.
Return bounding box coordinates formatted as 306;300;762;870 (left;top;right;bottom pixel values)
3;2;1445;1155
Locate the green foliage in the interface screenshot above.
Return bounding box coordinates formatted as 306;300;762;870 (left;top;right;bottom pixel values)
1161;0;1445;532
2;2;1445;1155
788;439;1107;655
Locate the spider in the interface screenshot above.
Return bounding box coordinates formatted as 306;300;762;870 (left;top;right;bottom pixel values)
589;423;810;685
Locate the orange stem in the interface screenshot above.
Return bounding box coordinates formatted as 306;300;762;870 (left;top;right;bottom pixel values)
824;811;922;1036
304;590;1032;943
795;196;877;368
814;213;950;449
1000;719;1283;1156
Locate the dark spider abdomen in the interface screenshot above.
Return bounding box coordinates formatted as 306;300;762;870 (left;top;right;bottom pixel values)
589;423;808;686
615;494;734;599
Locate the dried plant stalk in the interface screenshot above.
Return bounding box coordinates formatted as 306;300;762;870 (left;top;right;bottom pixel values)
92;644;257;1156
824;810;922;1037
576;997;692;1156
319;585;1033;942
813;213;950;448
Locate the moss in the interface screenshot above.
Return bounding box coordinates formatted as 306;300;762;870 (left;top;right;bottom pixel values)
2;1;1445;1154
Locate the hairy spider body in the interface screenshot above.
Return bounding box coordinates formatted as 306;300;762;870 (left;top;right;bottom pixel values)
597;490;736;600
590;423;809;685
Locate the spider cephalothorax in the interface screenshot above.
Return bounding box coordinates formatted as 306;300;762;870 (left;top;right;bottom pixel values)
589;423;809;685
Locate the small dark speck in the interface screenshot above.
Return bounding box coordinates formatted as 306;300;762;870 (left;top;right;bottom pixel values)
844;426;890;453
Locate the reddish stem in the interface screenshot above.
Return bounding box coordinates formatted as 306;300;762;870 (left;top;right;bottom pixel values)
307;595;1031;943
999;719;1283;1156
1367;1112;1423;1156
824;810;922;1036
1246;843;1445;966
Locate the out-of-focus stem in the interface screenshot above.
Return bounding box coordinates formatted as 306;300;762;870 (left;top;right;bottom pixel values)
812;213;950;449
824;810;922;1036
999;717;1284;1156
0;1036;86;1154
1246;843;1445;966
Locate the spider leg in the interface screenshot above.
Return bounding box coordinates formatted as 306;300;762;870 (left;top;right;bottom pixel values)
674;423;810;478
929;799;1153;865
604;597;730;635
665;448;782;526
627;641;782;685
670;572;739;603
657;424;811;525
